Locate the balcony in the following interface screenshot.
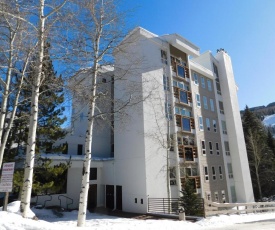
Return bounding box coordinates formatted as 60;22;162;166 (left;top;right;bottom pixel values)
171;62;190;80
173;87;192;106
181;176;201;190
178;145;198;161
175;115;195;133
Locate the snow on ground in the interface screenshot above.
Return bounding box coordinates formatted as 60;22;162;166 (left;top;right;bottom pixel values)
263;114;275;127
1;201;275;230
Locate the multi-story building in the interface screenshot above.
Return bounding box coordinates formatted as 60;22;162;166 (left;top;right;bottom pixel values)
52;27;254;213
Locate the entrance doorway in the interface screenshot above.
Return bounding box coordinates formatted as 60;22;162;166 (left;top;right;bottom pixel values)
88;184;97;211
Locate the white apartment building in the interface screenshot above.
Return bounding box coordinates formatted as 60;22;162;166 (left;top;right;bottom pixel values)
52;27;254;213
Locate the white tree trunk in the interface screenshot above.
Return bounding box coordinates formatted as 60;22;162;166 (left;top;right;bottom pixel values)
20;0;45;218
0;29;16;170
77;66;98;227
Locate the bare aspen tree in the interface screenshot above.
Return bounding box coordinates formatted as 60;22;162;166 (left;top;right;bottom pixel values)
0;1;34;169
19;0;67;218
64;0;134;226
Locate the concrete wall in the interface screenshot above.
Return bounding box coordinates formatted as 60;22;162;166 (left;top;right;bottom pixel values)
216;51;254;202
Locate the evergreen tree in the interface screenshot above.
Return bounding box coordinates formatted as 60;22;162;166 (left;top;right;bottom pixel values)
179;178;203;216
242;106;275;200
13;157;70;197
9;42;67;155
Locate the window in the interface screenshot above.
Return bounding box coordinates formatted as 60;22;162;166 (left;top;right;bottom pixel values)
175;107;191;117
221;190;226;203
204;166;209;181
170;167;177;185
165;103;172;120
177;65;185;78
212;167;216;180
216;80;221;95
207;79;212;91
224;141;230;155
219;166;223;180
221;120;227;134
216;143;220;155
77;144;83;155
163;75;170;91
203;96;208;110
173;80;189;91
196;94;201;107
198;116;204;130
182;117;191;131
90;168;97;180
102;78;107;83
185;167;198;177
219;101;224;114
201;140;206;155
194;73;199;85
161;50;167;64
206;118;210;131
214;192;219;202
231;186;237;202
179;90;188;104
210;99;215;112
201;77;205;88
206;192;211;201
209;142;213;154
213;120;217;132
227;163;233;179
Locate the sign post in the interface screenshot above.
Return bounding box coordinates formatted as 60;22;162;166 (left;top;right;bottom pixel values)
0;162;15;211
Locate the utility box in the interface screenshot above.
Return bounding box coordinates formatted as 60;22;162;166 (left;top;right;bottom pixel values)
178;207;185;221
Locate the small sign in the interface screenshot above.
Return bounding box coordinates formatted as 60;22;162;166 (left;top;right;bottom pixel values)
0;182;13;192
0;162;15;192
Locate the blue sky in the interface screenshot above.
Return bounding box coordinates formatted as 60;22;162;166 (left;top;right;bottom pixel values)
125;0;275;110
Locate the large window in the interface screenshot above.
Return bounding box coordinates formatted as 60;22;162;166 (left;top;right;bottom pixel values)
224;141;230;155
201;77;205;88
161;50;168;64
206;118;210;131
165;103;172;120
216;143;220;155
204;166;209;181
227;163;233;179
201;140;206;155
182;117;191;131
175;107;191;117
173;80;189;91
213;120;217;132
212;166;216;180
203;96;208;110
222;120;227;134
210;99;215;112
177;65;185;78
209;142;213;154
193;73;199;85
163;75;170;91
196;94;201;107
180;90;188;104
219;101;224;114
207;79;212;91
198;116;203;130
219;166;223;180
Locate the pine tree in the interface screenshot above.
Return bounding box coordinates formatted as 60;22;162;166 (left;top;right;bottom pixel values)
179;178;203;216
242;106;275;200
10;42;67;155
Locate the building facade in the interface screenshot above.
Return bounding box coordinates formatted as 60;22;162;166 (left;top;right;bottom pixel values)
53;27;254;213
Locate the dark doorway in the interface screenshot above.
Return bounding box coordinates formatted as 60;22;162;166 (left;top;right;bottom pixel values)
116;186;122;210
106;185;114;209
88;184;97;211
77;144;83;155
